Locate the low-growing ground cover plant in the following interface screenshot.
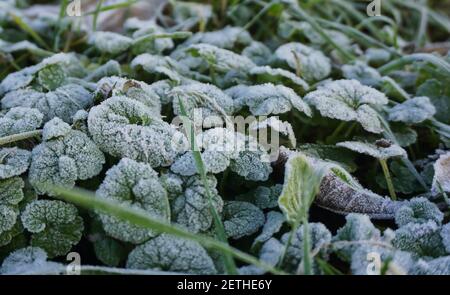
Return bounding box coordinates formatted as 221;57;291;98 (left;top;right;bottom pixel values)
0;0;449;276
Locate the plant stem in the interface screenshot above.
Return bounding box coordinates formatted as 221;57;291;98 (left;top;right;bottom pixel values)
0;130;42;146
52;186;286;275
379;159;397;200
277;223;297;268
301;214;312;275
327;121;347;143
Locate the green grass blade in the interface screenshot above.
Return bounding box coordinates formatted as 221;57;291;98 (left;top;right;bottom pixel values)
10;13;51;51
0;130;42;146
51;186;286;275
177;97;238;275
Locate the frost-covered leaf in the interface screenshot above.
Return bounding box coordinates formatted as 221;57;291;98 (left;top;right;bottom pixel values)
89;31;132;55
222;201;265;240
237;185;282;210
239;238;284;275
412;256;450;275
170;83;234;119
273;42;331;82
392;220;446;258
182;43;256;74
88;96;186;168
172;175;223;233
226;83;311;116
281;222;331;272
337;140;406;160
250;117;297;147
0;177;24;239
0;107;43;137
416;79;450;124
389;97;436;124
299;144;358;172
278;154;332;225
29;118;105;195
126;234;216;274
249;66;309;94
37;63;67;91
432;152;450;194
0;247;64;275
94;76;161;114
96;158;170;244
365;48;392;66
230;149;273;181
342;61;381;87
304;80;388;133
350;246;414;275
391;124;418;147
181;26;252;49
131;53;190;83
242;42;272;66
252;211;285;249
0;148;31;179
0;53;85;95
85;60;122;82
395;197;444;227
441;224;450;254
333;214;381;259
2;84;93;123
21;200;84;258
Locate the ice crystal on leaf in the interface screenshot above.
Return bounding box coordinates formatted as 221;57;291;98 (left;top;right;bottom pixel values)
0;148;31;179
342;61;382;87
88;96;186;167
0;107;43;137
337;141;406;160
412;256;450;275
2;84;93;123
131;53;190;83
225;83;311;116
96;158;170;244
171;175;223;233
250;117;297;148
181;26;252;49
252;211;285;249
0;247;63;275
281;222;331;272
21;200;83;258
169;83;234;119
388;97;436;124
273;42;331;82
222;201;265;240
304;80;388;133
29;118;105;195
441;224;450;254
126;234;216;274
392;221;446;258
395;197;444;227
0;177;24;241
239;238;284;275
242;42;272;66
249;66;309;94
89;31;133;55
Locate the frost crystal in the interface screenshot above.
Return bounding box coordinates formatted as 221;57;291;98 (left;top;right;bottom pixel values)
181;26;252;49
0;107;43;137
96;158;170;244
395;197;444;227
89;31;132;55
171;175;223;233
222;201;265;239
242;42;272;66
337;140;406;160
389;97;436;124
342;61;382;87
441;224;450;254
131;53;190;82
0;177;24;238
170;82;234;118
0;247;64;275
250;117;297;147
281;222;331;272
392;220;446;258
412;256;450;275
21;200;84;258
252;211;285;249
88;96;186;167
126;234;216;274
273;42;331;81
225;83;311;116
0;148;31;179
249;66;309;94
304;80;388;133
239;238;284;275
2;84;93;123
29;118;105;195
